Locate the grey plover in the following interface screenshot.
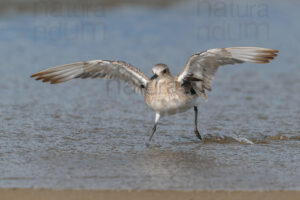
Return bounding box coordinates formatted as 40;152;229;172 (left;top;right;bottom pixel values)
31;47;278;143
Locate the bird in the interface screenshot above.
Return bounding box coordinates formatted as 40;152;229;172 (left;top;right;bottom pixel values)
31;47;278;144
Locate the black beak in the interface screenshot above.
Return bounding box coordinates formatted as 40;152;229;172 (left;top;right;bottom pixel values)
150;74;158;80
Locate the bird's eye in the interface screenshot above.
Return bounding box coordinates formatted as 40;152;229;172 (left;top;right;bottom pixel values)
162;69;167;74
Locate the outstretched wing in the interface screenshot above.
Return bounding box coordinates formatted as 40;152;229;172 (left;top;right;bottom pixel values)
177;47;278;100
31;60;150;95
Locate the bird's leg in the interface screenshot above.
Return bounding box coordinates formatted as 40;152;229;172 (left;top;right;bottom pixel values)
148;124;157;142
147;113;160;145
193;106;202;140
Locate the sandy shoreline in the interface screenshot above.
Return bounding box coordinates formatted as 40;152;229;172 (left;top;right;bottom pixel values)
0;189;299;200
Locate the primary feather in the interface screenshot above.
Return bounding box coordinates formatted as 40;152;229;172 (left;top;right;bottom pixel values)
31;60;149;95
176;47;278;100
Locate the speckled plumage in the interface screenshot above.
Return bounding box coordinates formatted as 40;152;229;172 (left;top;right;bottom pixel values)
145;70;197;116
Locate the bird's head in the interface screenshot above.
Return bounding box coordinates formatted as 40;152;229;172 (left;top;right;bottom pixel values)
151;63;170;80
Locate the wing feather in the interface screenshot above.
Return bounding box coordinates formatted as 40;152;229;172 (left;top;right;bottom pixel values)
31;60;149;95
177;47;278;100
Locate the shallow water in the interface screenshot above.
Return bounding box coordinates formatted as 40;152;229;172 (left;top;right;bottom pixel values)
0;0;300;190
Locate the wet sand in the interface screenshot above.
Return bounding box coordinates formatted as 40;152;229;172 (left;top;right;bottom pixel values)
1;189;299;200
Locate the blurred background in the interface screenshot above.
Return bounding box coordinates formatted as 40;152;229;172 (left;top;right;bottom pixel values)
0;0;299;190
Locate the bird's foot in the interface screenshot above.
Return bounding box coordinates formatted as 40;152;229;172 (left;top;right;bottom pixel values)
194;129;202;141
145;141;151;147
